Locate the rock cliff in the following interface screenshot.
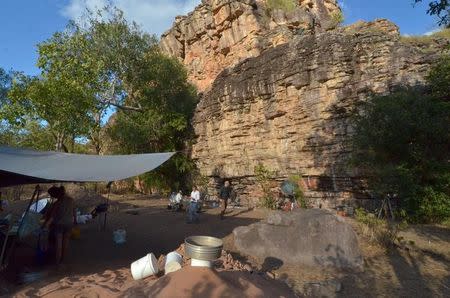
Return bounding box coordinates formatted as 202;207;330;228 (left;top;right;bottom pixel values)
161;0;341;92
189;19;448;205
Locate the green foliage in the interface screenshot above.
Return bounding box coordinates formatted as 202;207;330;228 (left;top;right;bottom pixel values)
355;208;407;250
0;69;14;145
0;68;11;104
414;0;449;27
266;0;296;12
254;163;278;209
287;175;307;208
33;8;162;153
190;170;210;194
427;54;450;100
416;186;450;223
261;196;278;210
330;10;344;28
1;7;197;193
105;47;197;191
3;74;95;151
351;58;450;223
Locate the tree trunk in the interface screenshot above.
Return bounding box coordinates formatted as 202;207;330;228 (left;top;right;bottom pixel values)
54;132;66;152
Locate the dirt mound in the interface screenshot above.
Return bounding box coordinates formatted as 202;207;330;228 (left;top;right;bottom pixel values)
12;246;294;298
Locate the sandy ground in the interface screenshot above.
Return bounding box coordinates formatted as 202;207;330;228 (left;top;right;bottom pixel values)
1;193;449;297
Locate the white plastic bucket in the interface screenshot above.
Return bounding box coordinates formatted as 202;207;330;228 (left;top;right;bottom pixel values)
131;253;159;280
165;251;182;274
113;229;126;244
191;258;212;268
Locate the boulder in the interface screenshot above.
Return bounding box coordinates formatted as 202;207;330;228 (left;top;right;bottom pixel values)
233;209;363;269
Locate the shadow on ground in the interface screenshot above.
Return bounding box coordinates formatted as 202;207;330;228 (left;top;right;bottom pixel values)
1;198;261;296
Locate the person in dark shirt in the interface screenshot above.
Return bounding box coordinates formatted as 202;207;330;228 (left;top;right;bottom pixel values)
43;186;76;265
219;180;232;219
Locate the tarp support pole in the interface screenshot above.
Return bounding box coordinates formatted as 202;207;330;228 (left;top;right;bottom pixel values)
103;182;113;231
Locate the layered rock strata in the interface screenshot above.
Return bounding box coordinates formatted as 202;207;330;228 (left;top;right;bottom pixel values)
161;0;341;91
190;19;448;205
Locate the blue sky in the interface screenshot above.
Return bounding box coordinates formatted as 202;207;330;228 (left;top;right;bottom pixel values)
0;0;442;76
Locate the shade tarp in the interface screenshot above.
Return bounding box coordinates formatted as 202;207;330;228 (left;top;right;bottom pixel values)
0;146;175;188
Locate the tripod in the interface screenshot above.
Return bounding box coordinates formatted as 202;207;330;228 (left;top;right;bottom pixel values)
377;195;395;220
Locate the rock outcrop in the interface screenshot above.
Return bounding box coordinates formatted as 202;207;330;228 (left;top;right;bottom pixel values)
190;19;448;205
233;209;363;269
161;0;342;91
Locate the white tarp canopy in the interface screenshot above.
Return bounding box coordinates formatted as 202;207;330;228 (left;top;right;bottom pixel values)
0;146;175;187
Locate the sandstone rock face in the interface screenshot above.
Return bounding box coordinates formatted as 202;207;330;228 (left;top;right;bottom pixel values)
233;209;363;269
191;19;448;205
161;0;341;91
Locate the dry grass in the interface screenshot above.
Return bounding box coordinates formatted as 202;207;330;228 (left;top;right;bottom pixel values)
400;28;450;44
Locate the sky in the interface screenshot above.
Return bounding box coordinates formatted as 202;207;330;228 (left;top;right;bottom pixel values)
0;0;443;76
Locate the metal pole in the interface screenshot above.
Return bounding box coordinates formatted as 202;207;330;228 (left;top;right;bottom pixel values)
103;182;112;231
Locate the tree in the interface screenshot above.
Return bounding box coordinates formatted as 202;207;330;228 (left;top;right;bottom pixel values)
34;8;169;154
351;56;450;223
3;73;95;151
0;69;19;146
414;0;450;27
427;54;450;99
0;68;10;104
106;49;197;191
1;8;162;153
2;7;197;190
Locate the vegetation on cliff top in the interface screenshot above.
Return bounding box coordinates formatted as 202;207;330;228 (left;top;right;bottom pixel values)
400;28;450;44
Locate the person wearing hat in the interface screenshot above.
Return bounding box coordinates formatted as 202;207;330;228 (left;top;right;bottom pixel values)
43;186;76;265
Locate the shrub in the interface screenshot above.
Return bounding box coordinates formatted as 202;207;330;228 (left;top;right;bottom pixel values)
254;163;278;209
355;208;407;250
330;10;344;28
261;196;278;209
427;54;450;100
266;0;296;12
287;175;307;208
351;84;450;223
415;187;450;223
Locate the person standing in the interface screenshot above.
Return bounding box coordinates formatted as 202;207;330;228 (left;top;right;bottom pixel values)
187;186;201;223
43;186;76;265
219;180;232;219
190;186;200;203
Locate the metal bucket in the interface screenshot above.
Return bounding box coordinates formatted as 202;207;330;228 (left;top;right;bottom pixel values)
184;236;223;261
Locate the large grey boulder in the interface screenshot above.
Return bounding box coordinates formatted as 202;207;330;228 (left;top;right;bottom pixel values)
233;209;363;269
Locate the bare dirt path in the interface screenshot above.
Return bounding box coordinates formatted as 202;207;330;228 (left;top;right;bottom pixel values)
1;194;449;297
